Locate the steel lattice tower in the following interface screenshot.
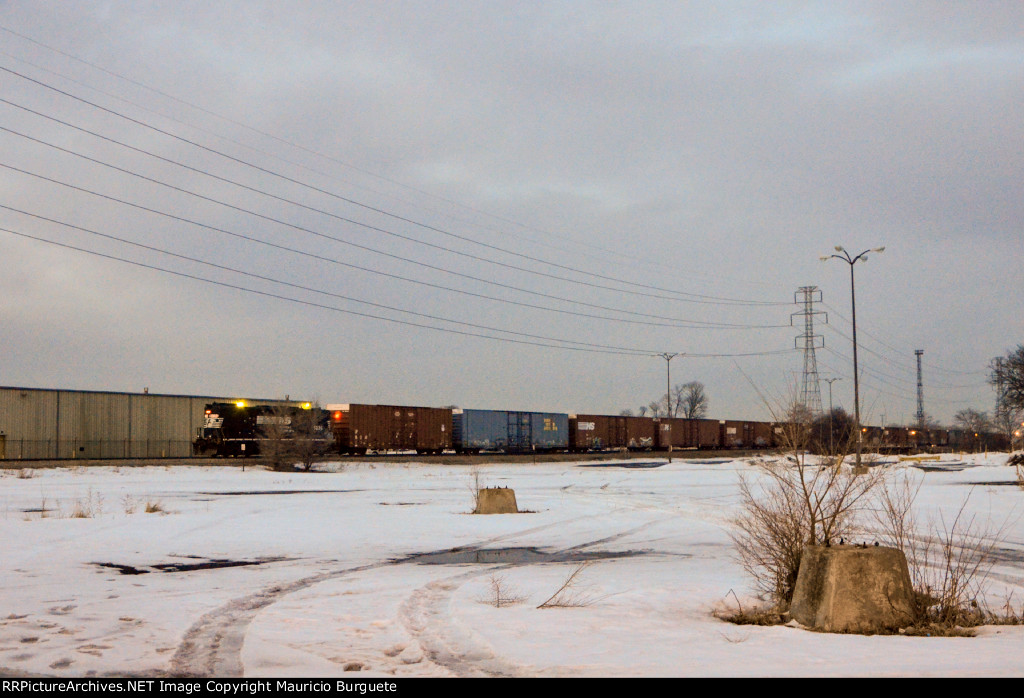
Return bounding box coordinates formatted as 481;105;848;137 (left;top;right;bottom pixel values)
915;349;925;428
792;286;826;415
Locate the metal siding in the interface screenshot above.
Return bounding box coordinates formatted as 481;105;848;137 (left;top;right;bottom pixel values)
1;387;297;460
0;388;59;458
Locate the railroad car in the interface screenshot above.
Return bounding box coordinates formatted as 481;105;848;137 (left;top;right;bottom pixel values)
328;403;451;455
452;408;568;453
192;401;328;457
569;414;657;451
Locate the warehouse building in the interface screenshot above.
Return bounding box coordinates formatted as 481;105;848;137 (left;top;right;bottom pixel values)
0;386;292;460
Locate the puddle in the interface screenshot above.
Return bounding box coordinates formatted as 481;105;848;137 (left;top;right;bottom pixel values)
94;556;289;575
912;463;968;472
198;490;361;496
578;461;666;469
403;546;650;565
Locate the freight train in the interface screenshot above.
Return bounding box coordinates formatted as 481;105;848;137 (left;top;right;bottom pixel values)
194;400;1005;458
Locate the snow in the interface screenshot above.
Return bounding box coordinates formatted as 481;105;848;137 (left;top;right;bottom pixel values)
1;454;1021;677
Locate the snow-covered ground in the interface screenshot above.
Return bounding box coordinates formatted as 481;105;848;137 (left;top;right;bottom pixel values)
1;454;1022;677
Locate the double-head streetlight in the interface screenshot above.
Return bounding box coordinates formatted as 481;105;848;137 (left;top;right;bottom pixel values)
821;246;885;468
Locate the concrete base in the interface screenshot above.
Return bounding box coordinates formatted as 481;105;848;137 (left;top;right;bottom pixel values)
475;487;519;514
789;545;915;633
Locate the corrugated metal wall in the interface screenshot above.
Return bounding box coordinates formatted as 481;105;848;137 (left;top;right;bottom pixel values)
0;387;291;460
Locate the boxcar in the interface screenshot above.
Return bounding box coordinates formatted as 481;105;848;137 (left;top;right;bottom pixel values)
327;403;451;455
452;408;568;453
654;418;724;450
570;414;657;451
751;421;776;448
721;420;751;448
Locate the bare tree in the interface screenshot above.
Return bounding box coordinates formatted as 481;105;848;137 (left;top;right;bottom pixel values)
992;405;1023;446
953;408;991;434
289;402;331;471
258;404;295;470
990;345;1024;411
646;400;666;418
674;381;709;418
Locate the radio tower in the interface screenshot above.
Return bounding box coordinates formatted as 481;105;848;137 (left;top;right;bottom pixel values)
915;349;925;429
792;286;826;415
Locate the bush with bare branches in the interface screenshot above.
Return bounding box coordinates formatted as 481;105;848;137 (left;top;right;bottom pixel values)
872;475;1010;629
731;400;884;607
538;563;602;608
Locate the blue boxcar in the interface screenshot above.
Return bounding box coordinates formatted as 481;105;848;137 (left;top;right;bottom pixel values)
452;409;569;453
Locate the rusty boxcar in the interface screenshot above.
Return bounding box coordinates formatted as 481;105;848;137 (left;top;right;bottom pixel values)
569;414;656;451
327;403;451;455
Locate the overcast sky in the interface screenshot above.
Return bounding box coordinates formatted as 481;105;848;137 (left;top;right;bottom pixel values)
1;1;1021;426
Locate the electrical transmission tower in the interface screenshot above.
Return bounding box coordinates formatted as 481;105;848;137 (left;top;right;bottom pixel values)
993;356;1007;422
915;349;924;429
792;286;826;416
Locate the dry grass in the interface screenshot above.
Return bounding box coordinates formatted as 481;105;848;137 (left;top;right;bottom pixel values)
69;490;103;519
730;394;888;607
712;590;787;627
872;473;1014;630
468;469;482;513
143;500;165;514
122;495;138;514
537;563;603;609
479;574;528;608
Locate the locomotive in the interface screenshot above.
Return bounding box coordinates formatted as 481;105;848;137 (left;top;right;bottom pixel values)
192;401;330;457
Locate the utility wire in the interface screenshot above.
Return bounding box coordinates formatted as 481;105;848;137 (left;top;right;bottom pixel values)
0;25;793;296
0;159;785;331
1;223;799;361
0;115;792;328
821;323;988;390
822;301;988;377
0;201;777;332
0;63;789;307
0;225;649;356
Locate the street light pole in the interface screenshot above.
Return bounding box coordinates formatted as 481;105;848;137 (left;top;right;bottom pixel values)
824;377;841;453
658;352;679;462
822;246;884;469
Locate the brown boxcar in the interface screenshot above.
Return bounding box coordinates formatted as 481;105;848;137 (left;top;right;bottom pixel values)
721;420;749;448
751;421;775;448
327;403;451;455
570;414;656;451
655;418;722;449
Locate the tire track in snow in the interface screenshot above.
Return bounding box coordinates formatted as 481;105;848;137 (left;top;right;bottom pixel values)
398;569;525;678
168;513;601;676
168;562;387;677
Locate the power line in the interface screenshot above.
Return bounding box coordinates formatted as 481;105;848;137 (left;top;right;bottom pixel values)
0;201;779;332
1;223;800;362
0;160;786;331
0;63;789;308
0;24;795;296
822;301;989;377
